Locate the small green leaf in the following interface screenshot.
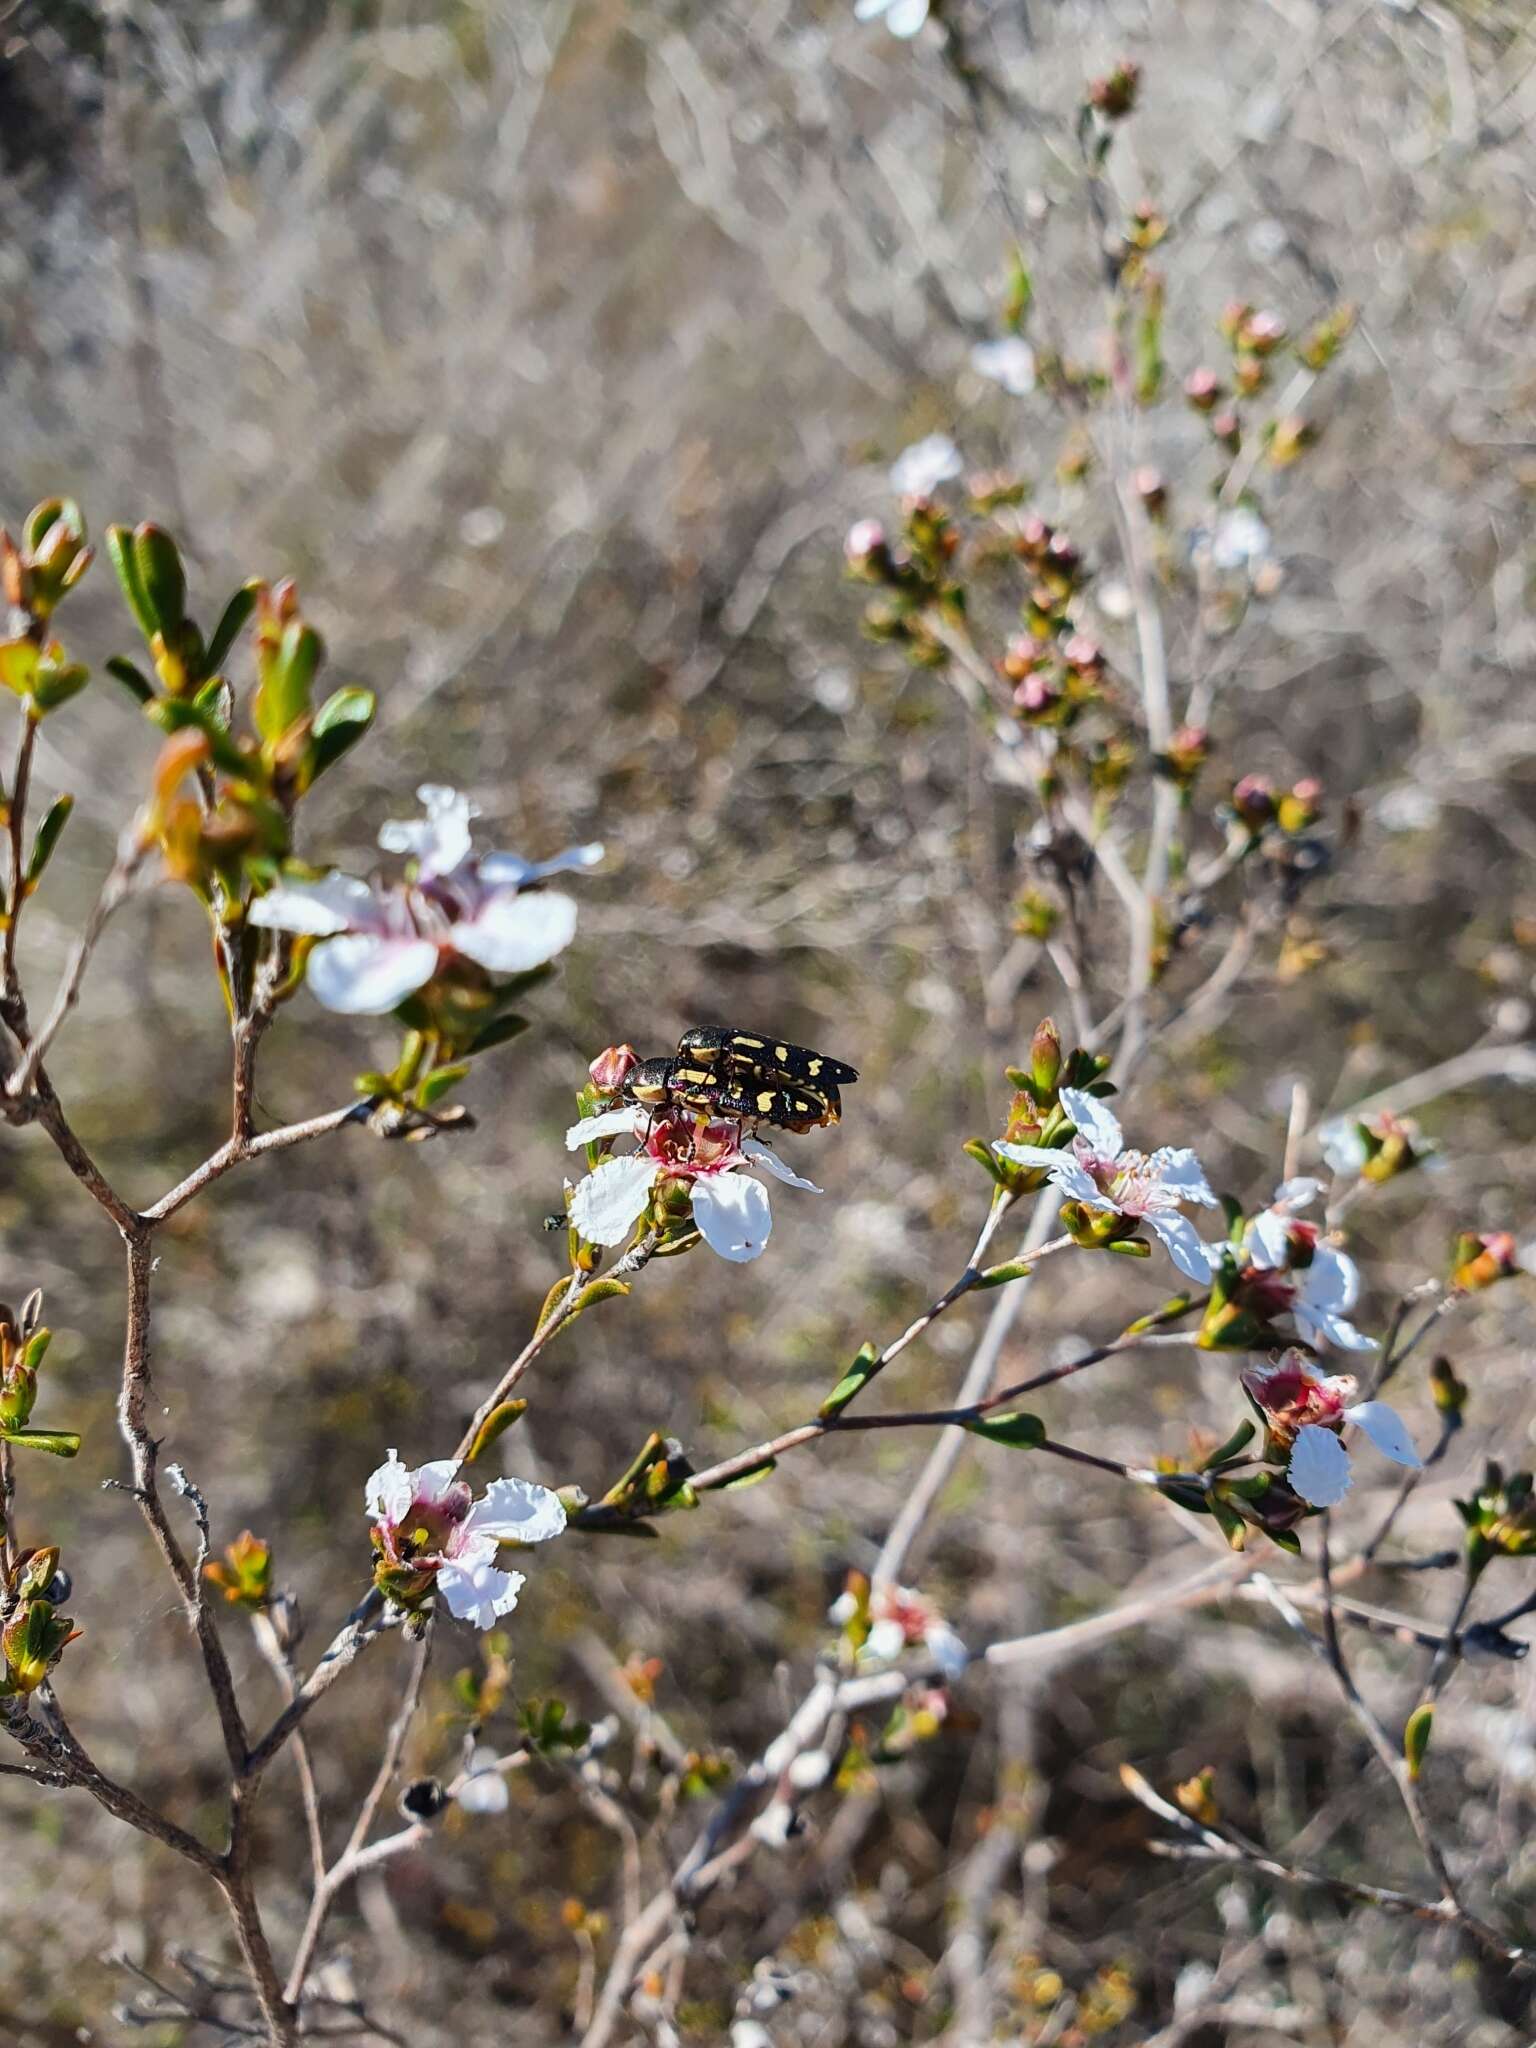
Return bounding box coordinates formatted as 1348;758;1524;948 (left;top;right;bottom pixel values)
976;1258;1034;1288
105;654;156;704
966;1411;1046;1449
1196;1419;1255;1471
465;1013;529;1058
1403;1701;1434;1781
2;1428;81;1458
718;1456;777;1491
32;663;90;714
133;524;187;633
309;687;376;778
568;1277;631;1319
416;1062;469;1108
819;1340;881;1420
205;580;261;676
0;641;39;698
145;697;251;780
25;796;73;886
962;1138;1007;1186
466;1400;528;1464
105;525;159;641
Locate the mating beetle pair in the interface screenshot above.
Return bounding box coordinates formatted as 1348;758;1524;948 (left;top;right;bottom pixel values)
624;1026;859;1134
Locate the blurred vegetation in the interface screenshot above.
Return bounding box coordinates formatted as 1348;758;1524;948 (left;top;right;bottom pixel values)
3;0;1536;2042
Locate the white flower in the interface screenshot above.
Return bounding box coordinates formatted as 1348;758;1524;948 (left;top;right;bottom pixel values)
995;1087;1219;1280
861;1584;969;1677
889;433;963;497
250;785;601;1015
970;337;1037;396
1243;1180;1375;1351
1241;1352;1420;1507
854;0;929;37
1319;1118;1368;1177
365;1450;566;1630
564;1107;820;1264
1210;507;1273;572
455;1744;512;1815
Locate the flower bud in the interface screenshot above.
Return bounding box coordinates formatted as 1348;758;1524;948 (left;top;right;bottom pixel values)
1429;1356;1468;1422
844;520;891;581
1131;467;1165;516
588;1044;640;1094
1184;367;1222;413
1229;774;1277;830
1086;60;1140;120
1451;1231;1520;1293
1029;1018;1062;1097
1210;411;1242;453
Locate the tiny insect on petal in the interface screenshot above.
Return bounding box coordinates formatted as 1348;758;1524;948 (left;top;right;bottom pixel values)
691;1173;774;1262
1344;1400;1421;1468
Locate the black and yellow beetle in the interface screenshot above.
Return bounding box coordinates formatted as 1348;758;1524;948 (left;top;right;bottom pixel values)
622;1027;858;1134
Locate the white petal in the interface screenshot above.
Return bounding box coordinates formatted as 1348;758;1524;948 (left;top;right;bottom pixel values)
1274;1177;1322;1212
884;0;929;35
690;1173;773;1262
465;1477;568;1547
567;1106;642;1148
248;873;380;937
379;785;478;879
451;891;578;973
477;842;604;887
411;1459;465;1507
437;1556;526;1631
1059;1088;1124;1159
364;1450;412;1523
740;1139;822;1193
1149;1148;1219;1208
1316;1312;1377;1353
865;1617;906;1661
1302;1245;1361;1314
456;1748;511;1815
1344;1401;1421;1469
970;338;1036;396
1319;1120;1367;1176
1144;1211;1214;1282
828;1591;859;1625
568;1154;659;1246
1247;1208;1292;1272
889;433;962;495
853;0;889;16
1288;1426;1353;1508
993;1144;1104;1207
307;934;440;1014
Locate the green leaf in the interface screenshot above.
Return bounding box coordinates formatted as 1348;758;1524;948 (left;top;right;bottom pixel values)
308;687;375;778
568;1278;631;1320
132;524;187;633
962;1138;1007;1186
819;1340;881;1420
0;641;39;698
416;1062;469;1108
31;663;90;714
976;1258;1034;1288
25;795;73;886
255;620;322;744
965;1411;1046;1449
145;697;251;780
205;580;261;675
1196;1419;1255;1471
466;1400;528;1464
465;1013;530;1058
717;1456;777;1491
2;1428;81;1458
105;525;159;641
105;654;156;704
1403;1701;1434;1780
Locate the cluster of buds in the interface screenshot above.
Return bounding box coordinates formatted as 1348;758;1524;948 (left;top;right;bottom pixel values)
203;1530;273;1611
0;1293;80;1461
1218;301;1289;397
0;1546;78;1698
1456;1463;1536;1576
1450;1230;1522;1293
0;500;93;717
845;506;963;668
1085;58;1140;122
1320;1108;1431;1184
1225;774;1322;838
1156;1442;1311;1555
1153;723;1210;794
964;1020;1106;1197
1001;629;1105;730
113;525;376;906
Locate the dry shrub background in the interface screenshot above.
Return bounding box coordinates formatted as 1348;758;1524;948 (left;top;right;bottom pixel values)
3;1;1536;2042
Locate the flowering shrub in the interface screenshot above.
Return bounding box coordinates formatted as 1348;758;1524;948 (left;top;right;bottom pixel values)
2;46;1534;2048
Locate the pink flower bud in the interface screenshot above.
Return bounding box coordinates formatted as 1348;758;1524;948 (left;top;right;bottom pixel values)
845;519;885;561
589;1044;640;1093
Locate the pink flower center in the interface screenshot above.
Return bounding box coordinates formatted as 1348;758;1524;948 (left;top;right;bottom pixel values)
642;1110;744;1181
